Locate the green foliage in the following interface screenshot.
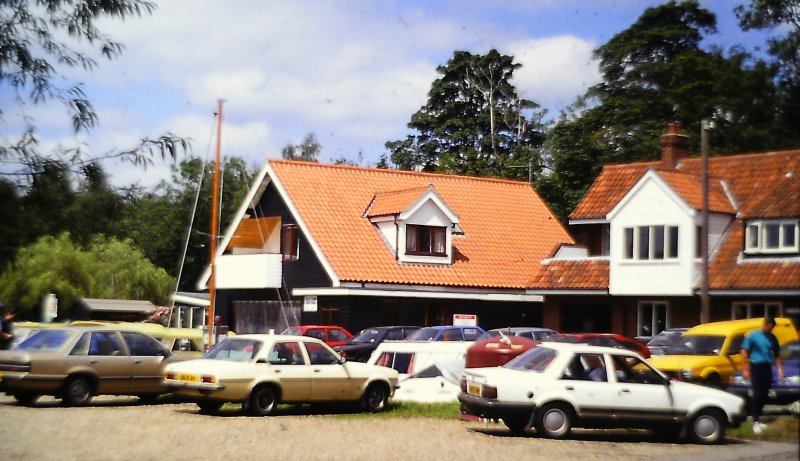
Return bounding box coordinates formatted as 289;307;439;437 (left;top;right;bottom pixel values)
0;233;174;318
542;0;792;220
282;133;321;162
387;49;545;180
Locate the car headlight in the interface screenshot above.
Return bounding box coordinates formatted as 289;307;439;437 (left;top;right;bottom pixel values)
681;369;695;379
783;375;799;385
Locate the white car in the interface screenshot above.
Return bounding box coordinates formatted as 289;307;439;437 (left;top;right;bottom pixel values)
163;334;399;415
458;342;746;444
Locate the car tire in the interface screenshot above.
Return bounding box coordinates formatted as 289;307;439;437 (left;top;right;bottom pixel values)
535;402;573;439
704;373;722;388
137;394;160;405
246;385;277;416
686;408;726;444
503;415;531;435
197;401;224;414
13;392;39;406
62;376;93;407
362;383;388;412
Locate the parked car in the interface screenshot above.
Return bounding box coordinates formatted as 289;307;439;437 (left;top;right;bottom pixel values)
405;325;485;342
281;325;354;347
0;326;177;406
544;333;651;358
163;334;398;415
646;328;689;356
476;327;557;342
368;340;471;378
458;342;746;444
333;326;420;362
648;318;798;387
9;321;53;349
727;339;800;406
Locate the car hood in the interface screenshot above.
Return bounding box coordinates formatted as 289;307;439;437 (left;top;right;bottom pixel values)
648;354;725;371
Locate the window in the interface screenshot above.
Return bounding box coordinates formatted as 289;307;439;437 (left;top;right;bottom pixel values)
623;225;679;261
406;225;446;256
122;332;165;356
305;342;338;365
732;302;783;320
88;332;124;356
638;301;668;337
281;224;299;261
745;220;799;254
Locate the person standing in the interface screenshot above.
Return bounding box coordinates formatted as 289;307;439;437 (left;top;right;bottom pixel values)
0;301;15;350
741;316;784;434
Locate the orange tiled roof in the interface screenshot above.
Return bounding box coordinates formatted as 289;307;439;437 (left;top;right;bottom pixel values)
570;163;655;220
657;170;735;214
528;259;609;290
710;224;800;290
268;160;573;289
365;186;432;217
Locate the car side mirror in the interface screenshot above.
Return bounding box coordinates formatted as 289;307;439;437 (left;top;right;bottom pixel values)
338;357;347;365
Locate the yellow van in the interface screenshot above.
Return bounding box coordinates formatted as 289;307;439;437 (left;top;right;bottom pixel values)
648;317;797;387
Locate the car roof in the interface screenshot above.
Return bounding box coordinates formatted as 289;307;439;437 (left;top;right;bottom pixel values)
489;327;555;333
223;334;326;343
539;341;642;357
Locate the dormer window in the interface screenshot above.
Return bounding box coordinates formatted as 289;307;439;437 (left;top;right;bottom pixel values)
406;225;446;256
745;220;799;254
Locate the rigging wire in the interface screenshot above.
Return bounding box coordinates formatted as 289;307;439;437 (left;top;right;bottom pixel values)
166;111;218;327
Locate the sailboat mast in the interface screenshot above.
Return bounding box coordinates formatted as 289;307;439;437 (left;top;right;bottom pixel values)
207;100;223;350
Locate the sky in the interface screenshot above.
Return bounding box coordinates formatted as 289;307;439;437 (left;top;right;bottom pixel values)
1;0;781;188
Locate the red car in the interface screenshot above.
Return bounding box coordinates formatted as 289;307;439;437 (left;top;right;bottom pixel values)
281;325;354;347
544;333;651;358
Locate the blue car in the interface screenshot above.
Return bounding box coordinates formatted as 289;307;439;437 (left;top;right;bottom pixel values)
727;339;800;406
405;325;485;341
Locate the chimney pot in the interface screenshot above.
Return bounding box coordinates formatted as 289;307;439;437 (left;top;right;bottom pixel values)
661;122;690;168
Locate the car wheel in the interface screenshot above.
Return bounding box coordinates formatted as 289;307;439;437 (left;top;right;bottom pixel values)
362;383;388;413
686;408;726;444
704;374;722;388
246;385;277;416
197;401;224;414
137;394;160;405
503;415;531;435
13;392;39;406
535;402;573;439
62;376;93;407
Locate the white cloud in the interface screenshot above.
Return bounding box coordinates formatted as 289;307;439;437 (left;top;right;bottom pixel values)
507;36;601;116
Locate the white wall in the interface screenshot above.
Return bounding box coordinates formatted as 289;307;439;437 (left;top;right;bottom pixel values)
609;177;695;295
399;199;453;265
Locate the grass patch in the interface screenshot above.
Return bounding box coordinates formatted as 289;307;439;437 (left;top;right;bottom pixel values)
334;401;461;420
726;415;799;443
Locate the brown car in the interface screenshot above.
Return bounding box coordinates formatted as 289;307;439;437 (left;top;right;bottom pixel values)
0;326;176;406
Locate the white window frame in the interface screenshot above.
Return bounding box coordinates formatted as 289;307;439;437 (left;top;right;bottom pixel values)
745;220;799;254
623;225;679;261
637;301;669;337
731;302;783;320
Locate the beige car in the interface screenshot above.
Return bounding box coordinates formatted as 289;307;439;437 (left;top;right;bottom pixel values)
164;334;399;415
0;326;176;406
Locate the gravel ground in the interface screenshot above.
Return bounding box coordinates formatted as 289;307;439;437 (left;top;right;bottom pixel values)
3;394;798;461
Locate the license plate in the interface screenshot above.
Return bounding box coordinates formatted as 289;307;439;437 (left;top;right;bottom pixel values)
468;383;481;396
178;373;200;383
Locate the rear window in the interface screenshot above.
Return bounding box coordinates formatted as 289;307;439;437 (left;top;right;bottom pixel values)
504;347;557;372
16;330;73;351
406;328;438;341
375;351;414;373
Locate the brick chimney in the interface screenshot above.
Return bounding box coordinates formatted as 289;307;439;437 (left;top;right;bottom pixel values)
660;122;690;168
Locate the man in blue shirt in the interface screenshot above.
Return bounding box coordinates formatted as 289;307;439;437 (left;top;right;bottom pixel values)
741;316;784;434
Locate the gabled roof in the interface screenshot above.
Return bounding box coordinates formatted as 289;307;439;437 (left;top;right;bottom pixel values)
656;170;735;215
364;186;430;217
266;160;573;289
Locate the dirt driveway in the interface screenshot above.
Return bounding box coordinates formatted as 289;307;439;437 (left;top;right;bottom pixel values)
3;394;797;461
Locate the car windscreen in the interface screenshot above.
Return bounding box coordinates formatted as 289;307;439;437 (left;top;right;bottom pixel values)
666;335;725;355
282;328;302;335
544;335;578;344
504;346;557;372
647;330;683;347
782;341;799;361
204;339;263;362
352;329;382;343
15;329;73;351
406;328;438;341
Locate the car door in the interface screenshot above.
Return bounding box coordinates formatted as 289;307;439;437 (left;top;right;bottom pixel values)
121;331;170;394
558;353;616;418
266;340;311;402
68;331;133;394
304;341;361;401
609;354;677;422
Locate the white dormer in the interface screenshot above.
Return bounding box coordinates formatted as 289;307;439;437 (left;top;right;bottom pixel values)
364;185;460;265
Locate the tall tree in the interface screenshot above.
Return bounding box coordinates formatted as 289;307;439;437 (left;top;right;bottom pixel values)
541;1;784;220
281;133;321;162
386;49;545;180
0;0;188;184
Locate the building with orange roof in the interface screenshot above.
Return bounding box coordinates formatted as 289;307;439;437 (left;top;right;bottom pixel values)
198;160;573;334
530;123;800;338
